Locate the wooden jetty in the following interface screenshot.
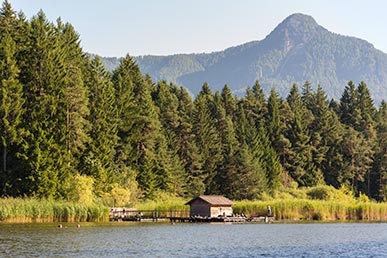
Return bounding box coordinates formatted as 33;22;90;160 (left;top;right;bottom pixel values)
110;195;274;223
109;208;252;223
110;208;189;222
170;216;247;223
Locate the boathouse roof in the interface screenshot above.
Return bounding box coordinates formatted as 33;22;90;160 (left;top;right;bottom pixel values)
185;195;234;206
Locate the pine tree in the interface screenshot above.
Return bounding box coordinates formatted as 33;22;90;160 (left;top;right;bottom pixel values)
309;85;342;186
285;84;319;186
266;88;282;151
374;101;387;200
113;58;167;199
240;80;267;130
340;127;374;193
0;31;24;194
152;81;185;195
221;84;236;118
20;11;67;197
258;125;282;192
193;83;221;194
340;81;360;127
83;57;119;193
175;87;204;196
356;81;376;132
58;22;90;172
301;80;314;109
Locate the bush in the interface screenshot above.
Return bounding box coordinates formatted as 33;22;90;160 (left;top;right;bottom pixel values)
67;174;94;206
307;185;333;200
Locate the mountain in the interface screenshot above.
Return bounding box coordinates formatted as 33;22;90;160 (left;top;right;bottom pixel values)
100;13;387;103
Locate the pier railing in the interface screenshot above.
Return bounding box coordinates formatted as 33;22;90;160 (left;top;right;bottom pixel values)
109;208;190;222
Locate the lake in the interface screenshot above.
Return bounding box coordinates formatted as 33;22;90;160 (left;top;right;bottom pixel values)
1;222;387;257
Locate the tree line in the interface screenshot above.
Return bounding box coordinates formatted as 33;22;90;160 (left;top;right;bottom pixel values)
1;1;387;203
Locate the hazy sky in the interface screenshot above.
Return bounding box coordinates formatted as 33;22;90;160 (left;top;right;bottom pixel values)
8;0;387;57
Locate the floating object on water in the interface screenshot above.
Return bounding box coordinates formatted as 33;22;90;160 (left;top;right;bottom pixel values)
58;224;62;228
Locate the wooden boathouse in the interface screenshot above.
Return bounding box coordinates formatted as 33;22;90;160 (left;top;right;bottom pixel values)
185;195;234;217
110;195;253;223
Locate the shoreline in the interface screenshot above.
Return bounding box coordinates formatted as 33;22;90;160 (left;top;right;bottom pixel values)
2;197;387;223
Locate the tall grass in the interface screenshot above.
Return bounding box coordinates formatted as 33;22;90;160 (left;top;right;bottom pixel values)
0;197;109;223
234;199;387;221
134;192;188;211
234;190;387;222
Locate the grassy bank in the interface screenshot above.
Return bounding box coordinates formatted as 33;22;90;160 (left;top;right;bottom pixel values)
0;198;109;223
233;185;387;221
134;193;188;211
3;185;387;223
233;199;387;221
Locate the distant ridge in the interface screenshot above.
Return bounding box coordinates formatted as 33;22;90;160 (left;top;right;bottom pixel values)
100;13;387;103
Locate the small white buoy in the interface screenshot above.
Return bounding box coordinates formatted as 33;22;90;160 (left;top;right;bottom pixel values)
77;224;80;228
58;224;62;228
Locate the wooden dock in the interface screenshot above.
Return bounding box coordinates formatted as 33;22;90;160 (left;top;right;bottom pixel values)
109;208;190;222
109;208;247;223
170;216;247;223
109;208;273;223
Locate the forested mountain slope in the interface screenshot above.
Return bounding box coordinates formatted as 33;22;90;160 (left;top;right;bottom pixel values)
102;13;387;103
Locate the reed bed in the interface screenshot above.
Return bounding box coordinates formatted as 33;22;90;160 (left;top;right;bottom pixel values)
134;196;188;211
233;199;387;221
0;197;109;223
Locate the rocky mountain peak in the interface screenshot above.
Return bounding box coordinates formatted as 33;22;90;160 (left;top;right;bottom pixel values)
264;13;327;51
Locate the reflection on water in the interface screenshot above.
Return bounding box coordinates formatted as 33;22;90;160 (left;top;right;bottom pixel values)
1;222;387;257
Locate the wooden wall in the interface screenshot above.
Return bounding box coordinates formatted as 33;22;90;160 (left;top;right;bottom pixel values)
189;199;233;217
210;206;233;217
190;198;210;217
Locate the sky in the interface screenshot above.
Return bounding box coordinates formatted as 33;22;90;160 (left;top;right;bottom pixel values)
7;0;387;57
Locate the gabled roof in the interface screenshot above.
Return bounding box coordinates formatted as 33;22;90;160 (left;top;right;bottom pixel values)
185;195;234;206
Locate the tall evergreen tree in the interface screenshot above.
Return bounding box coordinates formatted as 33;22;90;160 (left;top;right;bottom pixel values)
83;57;119;193
175;87;204;196
356;81;376;132
340;127;373;193
266;88;282;151
193;83;221;194
285;84;321;186
374;101;387;200
20;11;68;197
0;31;24;194
340;81;360;127
310;85;343;186
58;22;90;171
152;81;185;195
221;84;236;118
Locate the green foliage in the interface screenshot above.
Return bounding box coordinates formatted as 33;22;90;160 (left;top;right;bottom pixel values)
66;174;94;206
2;1;387;206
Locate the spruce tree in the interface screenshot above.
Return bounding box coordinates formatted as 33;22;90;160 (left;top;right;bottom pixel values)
340;81;360;127
266;88;282;151
0;31;24;194
152;81;185;195
193;83;221;194
374;101;387;200
83;57;119;193
176;87;204;196
58;22;90;172
21;11;66;197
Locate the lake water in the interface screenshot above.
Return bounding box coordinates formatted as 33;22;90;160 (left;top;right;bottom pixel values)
1;222;387;257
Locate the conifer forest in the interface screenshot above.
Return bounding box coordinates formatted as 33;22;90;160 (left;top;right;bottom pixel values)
2;2;387;204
